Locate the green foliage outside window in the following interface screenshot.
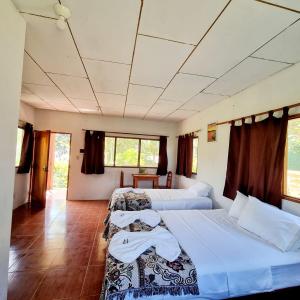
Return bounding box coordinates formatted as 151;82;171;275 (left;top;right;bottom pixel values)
192;137;198;174
115;138;139;167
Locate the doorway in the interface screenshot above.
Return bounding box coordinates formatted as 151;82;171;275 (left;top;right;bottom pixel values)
47;133;71;201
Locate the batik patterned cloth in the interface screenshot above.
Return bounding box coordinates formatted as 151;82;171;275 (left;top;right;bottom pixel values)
103;192;152;239
101;221;199;300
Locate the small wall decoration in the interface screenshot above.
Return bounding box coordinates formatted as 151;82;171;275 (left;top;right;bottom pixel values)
208;123;217;142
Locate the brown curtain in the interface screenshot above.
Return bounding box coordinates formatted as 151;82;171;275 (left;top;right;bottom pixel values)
81;130;105;174
157;136;168;175
223;108;289;207
176;134;194;178
17;123;34;174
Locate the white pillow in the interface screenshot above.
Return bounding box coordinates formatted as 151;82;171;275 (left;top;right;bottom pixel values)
238;196;300;252
187;182;211;197
228;191;249;219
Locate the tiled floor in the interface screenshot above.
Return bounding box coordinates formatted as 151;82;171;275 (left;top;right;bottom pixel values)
8;196;108;300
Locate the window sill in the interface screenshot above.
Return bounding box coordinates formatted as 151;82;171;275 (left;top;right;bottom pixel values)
283;195;300;204
105;166;158;169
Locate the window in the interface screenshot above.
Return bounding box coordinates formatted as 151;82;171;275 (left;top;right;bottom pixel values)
15;127;24;167
140;140;159;167
192;137;199;174
104;137;159;168
104;137;115;166
285;117;300;199
115;138;139;167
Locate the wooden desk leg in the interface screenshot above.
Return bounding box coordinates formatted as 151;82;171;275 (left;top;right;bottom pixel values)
154;178;158;189
133;178;137;188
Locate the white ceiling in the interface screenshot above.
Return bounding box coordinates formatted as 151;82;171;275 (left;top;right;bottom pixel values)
13;0;300;122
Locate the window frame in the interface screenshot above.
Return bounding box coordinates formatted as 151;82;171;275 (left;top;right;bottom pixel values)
104;136;160;169
15;126;25;168
283;114;300;203
192;136;199;175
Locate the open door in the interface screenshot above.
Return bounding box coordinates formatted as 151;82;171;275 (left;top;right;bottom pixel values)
31;130;50;208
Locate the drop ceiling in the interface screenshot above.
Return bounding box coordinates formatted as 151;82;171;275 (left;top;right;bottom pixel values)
13;0;300;122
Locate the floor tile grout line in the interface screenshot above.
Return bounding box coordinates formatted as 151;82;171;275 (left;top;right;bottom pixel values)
79;207;104;296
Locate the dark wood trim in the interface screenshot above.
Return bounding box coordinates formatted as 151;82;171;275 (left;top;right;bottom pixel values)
283;195;300;204
289;113;300;120
82;129;166;138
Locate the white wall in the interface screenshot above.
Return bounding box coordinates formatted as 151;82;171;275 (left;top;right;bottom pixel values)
0;1;25;299
13;102;35;209
34;110;178;200
177;62;300;213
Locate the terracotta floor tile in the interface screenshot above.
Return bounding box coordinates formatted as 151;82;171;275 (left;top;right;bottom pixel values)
10;249;60;272
51;247;92;268
29;234;67;250
10;235;39;251
33;267;86;300
81;266;105;296
8;270;45;300
9;250;27;268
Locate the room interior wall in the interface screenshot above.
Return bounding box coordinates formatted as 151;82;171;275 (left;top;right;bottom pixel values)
0;1;25;299
34;109;178;200
177;62;300;214
13;102;35;209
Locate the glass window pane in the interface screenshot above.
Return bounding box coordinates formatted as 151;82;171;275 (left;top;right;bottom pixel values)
192;138;198;174
286;118;300;198
140;140;159;167
115;138;139;167
15;128;24;167
105;137;115;166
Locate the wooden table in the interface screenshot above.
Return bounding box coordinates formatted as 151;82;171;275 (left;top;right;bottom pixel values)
132;174;160;189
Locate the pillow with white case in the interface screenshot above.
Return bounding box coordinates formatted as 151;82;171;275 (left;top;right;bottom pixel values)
187;182;212;197
228;191;249;219
238;196;300;252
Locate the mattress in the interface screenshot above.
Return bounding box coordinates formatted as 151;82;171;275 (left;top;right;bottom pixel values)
111;188;213;210
122;209;300;300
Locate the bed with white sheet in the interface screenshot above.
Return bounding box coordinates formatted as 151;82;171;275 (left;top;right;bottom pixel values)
102;209;300;300
110;183;213;211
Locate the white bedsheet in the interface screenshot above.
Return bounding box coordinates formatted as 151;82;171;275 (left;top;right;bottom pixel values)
111;188;212;210
123;209;300;300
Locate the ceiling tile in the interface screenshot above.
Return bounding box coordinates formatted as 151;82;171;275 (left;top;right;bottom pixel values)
48;73;95;100
253;21;300;64
181;93;227;111
101;106;124;117
52;103;78;112
146;100;182;117
70;98;99;110
20;94;54;109
260;0;300;11
24;83;68;102
166;109;197;121
23;14;85;77
84;59;130;94
205;57;290;96
181;0;298;78
96;93;126;109
161;73;215;102
139;0;229;45
131;35;193;87
62;0;140;64
124;104;148;118
12;0;58;18
22;53;53;86
127;84;163;107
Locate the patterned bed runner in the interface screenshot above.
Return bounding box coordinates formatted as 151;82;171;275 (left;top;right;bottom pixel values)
101;221;199;300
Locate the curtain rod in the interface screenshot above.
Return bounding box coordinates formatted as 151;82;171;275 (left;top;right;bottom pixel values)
216;102;300;126
82;129;168;138
176;129;200;138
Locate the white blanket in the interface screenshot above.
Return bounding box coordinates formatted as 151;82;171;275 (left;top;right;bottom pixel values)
110;209;161;228
108;226;181;263
112;188;212;210
159;209;300;299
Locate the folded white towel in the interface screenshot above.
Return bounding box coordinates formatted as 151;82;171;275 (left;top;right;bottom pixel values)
108;226;181;263
111;209;161;228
